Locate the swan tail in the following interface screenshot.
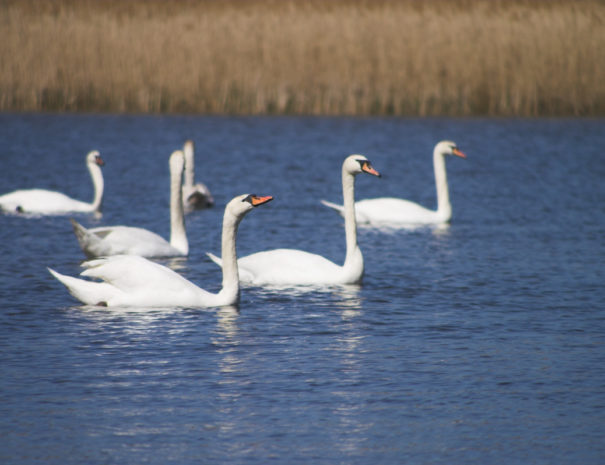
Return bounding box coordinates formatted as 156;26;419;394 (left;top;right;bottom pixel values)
320;199;345;214
47;267;110;306
206;252;223;268
70;218;100;258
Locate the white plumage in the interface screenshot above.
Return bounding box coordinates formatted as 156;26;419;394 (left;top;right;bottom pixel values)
322;140;466;226
0;150;105;215
48;194;273;308
70;150;189;258
207;154;380;286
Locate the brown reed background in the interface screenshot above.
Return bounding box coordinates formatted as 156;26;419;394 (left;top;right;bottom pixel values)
1;0;604;116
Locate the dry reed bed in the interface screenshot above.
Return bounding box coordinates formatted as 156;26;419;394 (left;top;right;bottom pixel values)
1;0;604;116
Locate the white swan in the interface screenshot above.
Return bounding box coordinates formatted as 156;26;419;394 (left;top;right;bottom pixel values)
48;194;273;308
182;139;214;211
0;150;105;215
207;154;380;286
70;150;189;258
321;141;466;226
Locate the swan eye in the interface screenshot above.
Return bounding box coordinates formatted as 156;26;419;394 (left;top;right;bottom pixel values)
450;146;466;158
357;159;381;177
243;194;273;206
242;194;255;204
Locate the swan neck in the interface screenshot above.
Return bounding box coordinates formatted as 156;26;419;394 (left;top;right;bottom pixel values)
89;163;104;212
433;148;451;220
184;147;195;189
170;163;188;254
219;210;241;304
342;168;359;266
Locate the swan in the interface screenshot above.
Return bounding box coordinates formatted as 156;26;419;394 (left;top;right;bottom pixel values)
0;150;105;215
207;154;380;286
48;194;273;308
182;139;214;211
70;150;189;258
321;141;466;226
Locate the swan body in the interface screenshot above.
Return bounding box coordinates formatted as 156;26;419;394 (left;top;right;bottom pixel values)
182;140;214;211
321;141;466;226
71;150;189;258
0;151;105;215
49;194;273;308
207;154;380;286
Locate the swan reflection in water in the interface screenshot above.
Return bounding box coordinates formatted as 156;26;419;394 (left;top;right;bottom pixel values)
214;305;240;339
156;256;189;272
358;220;451;235
251;282;362;310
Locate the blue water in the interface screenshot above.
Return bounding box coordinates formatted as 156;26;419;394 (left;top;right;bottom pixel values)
1;114;604;464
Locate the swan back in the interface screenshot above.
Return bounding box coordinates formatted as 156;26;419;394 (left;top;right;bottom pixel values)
219;155;379;287
0;149;105;214
48;193;273;308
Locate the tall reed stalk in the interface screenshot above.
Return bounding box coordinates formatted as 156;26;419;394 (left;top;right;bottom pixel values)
1;0;603;115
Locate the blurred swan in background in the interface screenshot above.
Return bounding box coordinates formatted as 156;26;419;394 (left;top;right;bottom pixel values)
182;139;214;212
70;150;189;258
207;154;380;286
0;150;105;215
48;194;273;308
322;140;466;226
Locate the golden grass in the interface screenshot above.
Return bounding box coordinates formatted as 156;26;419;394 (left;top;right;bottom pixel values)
1;0;604;116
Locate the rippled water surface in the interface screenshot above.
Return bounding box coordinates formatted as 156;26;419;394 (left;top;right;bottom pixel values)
1;114;604;464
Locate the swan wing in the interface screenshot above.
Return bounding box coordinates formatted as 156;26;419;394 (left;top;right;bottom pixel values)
89;226;178;257
49;256;212;307
355;197;440;224
50;256;218;308
322;197;440;225
80;256;195;292
237;249;345;285
48;267;117;306
0;189;91;214
71;220;181;258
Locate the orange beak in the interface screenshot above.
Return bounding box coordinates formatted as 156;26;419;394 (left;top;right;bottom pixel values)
96;156;105;166
250;195;273;206
452;148;467;159
362;162;381;177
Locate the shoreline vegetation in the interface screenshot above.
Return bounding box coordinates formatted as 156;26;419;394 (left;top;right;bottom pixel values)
1;0;604;116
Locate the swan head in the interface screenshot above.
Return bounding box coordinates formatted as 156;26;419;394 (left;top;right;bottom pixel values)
169;149;185;173
87;150;105;167
227;194;273;217
343;154;381;177
436;140;466;159
183;139;194;159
